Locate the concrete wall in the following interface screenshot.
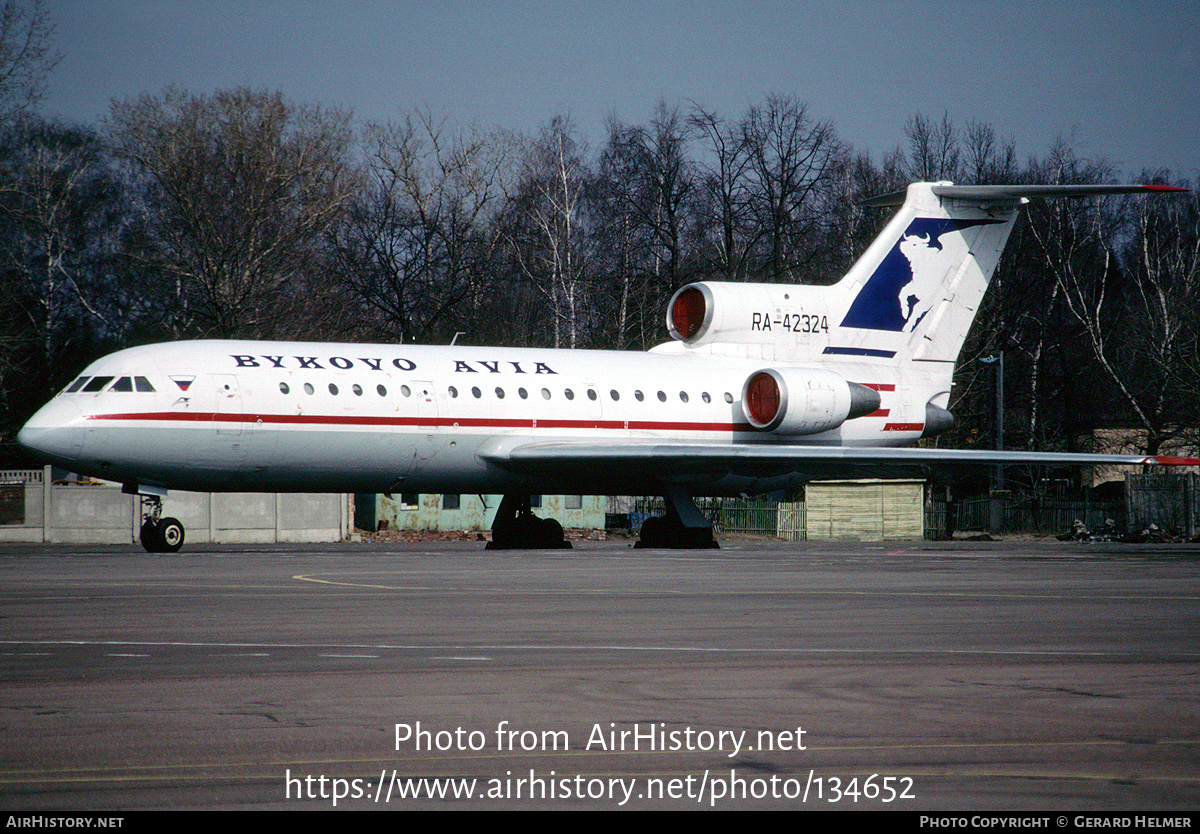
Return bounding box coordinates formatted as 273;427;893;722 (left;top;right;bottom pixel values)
0;468;350;544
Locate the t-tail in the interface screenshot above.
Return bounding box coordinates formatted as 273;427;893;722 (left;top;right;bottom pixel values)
662;181;1185;369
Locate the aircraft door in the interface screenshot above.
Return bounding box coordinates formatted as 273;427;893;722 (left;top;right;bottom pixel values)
402;380;439;478
213;375;243;435
414;381;438;431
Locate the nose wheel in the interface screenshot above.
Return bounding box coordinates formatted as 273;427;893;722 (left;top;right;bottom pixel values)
139;495;186;552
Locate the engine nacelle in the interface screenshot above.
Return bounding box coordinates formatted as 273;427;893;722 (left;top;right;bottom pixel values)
667;281;835;347
741;367;881;435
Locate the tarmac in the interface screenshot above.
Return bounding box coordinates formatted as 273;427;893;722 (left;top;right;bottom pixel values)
2;538;1198;811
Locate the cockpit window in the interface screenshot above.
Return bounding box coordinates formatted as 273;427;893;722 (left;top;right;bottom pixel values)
135;376;155;392
82;376;113;392
111;377;134;392
65;377;89;393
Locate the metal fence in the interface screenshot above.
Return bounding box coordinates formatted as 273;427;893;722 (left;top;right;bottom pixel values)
1126;472;1198;537
926;493;1126;537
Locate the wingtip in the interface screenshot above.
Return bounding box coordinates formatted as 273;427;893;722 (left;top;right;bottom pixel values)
1145;455;1200;466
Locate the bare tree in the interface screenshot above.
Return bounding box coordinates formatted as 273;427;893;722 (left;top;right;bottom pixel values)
742;94;844;282
690;104;756;281
0;0;60;128
0;119;128;450
507;117;591;348
904;112;960;183
1022;145;1195;455
595;103;697;348
331;109;511;344
962;120;1016;185
108;87;361;339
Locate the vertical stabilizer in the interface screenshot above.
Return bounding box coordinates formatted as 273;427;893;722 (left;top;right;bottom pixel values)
830;182;1019;364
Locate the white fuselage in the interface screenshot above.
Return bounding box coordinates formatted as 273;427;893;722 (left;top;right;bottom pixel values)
19;339;934;497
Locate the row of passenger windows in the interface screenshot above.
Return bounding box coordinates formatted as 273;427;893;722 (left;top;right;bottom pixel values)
65;375;156;393
278;380;736;404
62;373;737;406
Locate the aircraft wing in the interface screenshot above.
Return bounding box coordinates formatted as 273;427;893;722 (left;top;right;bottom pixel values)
481;441;1199;484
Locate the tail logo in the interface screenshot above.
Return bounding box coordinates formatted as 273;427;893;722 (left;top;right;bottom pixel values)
841;218;1002;332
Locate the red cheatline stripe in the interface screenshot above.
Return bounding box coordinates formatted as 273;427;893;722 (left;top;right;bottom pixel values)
90;411;762;433
859;383;895;391
882;422;923;432
864;409;891;418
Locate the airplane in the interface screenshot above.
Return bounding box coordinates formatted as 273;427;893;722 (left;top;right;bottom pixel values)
17;181;1196;552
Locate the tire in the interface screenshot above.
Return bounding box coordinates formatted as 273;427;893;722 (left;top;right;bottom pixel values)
156;517;185;552
140;520;164;552
639;516;667;548
540;517;565;548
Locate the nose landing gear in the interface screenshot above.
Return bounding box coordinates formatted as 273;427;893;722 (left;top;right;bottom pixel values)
138;494;186;553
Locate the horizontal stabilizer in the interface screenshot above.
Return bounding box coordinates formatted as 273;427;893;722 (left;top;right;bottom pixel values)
862;183;1188;208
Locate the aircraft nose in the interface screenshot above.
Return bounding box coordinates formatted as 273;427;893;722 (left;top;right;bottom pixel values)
17;399;86;465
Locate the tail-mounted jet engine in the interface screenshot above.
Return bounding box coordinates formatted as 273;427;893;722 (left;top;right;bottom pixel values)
742;368;880;435
667;282;832;347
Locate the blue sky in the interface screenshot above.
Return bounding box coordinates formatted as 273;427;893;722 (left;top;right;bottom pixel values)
42;0;1200;180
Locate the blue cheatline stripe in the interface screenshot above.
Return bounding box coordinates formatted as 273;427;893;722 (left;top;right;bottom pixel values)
822;347;897;358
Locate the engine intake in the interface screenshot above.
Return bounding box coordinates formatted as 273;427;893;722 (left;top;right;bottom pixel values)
741;368;881;435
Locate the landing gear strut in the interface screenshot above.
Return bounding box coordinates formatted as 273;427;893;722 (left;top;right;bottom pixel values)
486;494;571;550
635;485;719;549
137;494;185;553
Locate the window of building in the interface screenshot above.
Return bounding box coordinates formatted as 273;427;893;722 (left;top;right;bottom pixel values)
443;494;460;510
565;495;582;509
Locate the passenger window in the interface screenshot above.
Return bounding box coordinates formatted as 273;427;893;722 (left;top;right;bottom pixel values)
280;382;290;395
634;390;644;401
135;377;155;392
518;388;528;399
565;389;574;400
541;388;551;400
610;390;619;401
329;383;339;395
724;392;734;403
472;387;482;398
702;392;711;403
401;385;411;397
657;391;666;402
352;384;363;396
448;386;458;398
111;377;134;392
377;384;387;396
587;389;597;401
679;391;689;403
495;387;505;399
304;383;314;395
